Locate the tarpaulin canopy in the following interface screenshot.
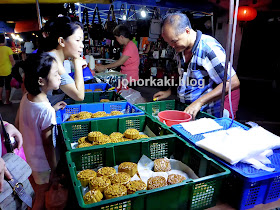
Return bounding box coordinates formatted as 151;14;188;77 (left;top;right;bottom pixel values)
0;21;14;33
0;0;112;4
14;20;39;33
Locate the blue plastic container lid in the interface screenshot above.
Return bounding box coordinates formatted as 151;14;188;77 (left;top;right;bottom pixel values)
69;66;93;81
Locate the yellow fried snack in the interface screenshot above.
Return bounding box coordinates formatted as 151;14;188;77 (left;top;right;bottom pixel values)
154;158;171;172
83;189;103;204
97;167;116;177
92;111;107;118
94;88;103;91
167;174;186;185
110;111;123;116
85;89;93;92
109;132;123;140
110;137;122;143
68;114;79;121
88;131;103;142
137;134;149;139
100;99;110;102
120;137;132;142
95;135;111;145
104;184;127;199
126;180;146;194
89;176;111;193
78;136;87;144
109;172;131;185
147;176;167;190
78;142;93;148
77;169;97;187
124;128;139;139
118;162;137;177
78;111;92;120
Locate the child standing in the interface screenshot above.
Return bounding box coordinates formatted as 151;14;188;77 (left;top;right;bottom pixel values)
16;52;66;209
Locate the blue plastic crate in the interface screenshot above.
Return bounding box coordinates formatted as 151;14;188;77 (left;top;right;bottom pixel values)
171;117;280;209
56;102;144;125
69;67;94;81
84;83;115;92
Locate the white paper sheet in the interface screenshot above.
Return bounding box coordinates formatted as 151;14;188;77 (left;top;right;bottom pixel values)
180;118;223;135
137;155;198;185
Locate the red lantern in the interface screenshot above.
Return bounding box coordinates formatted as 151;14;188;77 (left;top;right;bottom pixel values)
237;6;257;21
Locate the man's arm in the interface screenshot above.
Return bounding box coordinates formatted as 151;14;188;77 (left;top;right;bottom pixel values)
185;74;240;118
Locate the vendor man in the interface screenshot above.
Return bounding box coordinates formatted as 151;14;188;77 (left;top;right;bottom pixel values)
154;12;240;118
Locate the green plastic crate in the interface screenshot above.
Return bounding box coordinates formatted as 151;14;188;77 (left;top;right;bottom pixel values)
135;100;175;117
66;136;230;209
64;91;125;105
136;100;215;120
61;115;175;151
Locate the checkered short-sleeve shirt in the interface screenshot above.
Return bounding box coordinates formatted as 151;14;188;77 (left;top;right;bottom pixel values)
177;30;236;117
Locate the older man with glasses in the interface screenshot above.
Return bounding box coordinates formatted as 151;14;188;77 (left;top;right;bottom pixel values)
154;12;240;118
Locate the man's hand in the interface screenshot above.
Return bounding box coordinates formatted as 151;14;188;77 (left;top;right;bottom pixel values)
0;158;12;192
184;99;204;119
5;123;23;149
53;101;67;111
153;89;171;101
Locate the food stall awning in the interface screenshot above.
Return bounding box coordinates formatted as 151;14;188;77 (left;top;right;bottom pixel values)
0;0;112;3
14;20;39;33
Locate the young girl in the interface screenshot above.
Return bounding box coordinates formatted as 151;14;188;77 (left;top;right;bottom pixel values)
16;52;66;209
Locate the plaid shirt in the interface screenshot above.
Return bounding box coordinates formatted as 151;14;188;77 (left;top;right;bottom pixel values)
177;30;236;117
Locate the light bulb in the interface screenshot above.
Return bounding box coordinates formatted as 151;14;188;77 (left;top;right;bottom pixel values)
122;15;127;20
141;10;147;18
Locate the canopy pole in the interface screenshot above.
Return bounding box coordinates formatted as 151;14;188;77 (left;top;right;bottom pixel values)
219;0;234;117
36;0;42;29
78;3;82;22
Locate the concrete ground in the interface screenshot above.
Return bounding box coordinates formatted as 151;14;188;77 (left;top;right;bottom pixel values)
0;87;22;124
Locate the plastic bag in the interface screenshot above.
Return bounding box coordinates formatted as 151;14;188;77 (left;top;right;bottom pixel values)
45;182;68;210
119;88;146;104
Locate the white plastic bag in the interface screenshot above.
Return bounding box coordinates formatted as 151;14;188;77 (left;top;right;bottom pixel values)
119;88;146;104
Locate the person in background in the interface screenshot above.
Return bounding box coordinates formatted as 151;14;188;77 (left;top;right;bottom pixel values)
16;53;66;209
95;25;140;85
40;16;86;105
153;12;240;118
24;37;34;56
0;33;15;105
0;120;23;192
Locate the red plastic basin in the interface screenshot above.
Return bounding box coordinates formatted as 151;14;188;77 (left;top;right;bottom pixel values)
158;110;192;126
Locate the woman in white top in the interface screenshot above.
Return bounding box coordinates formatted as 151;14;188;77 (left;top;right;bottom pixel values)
40;16;86;104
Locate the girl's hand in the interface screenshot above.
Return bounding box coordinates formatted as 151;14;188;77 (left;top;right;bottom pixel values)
53;101;67;111
5;123;23;149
